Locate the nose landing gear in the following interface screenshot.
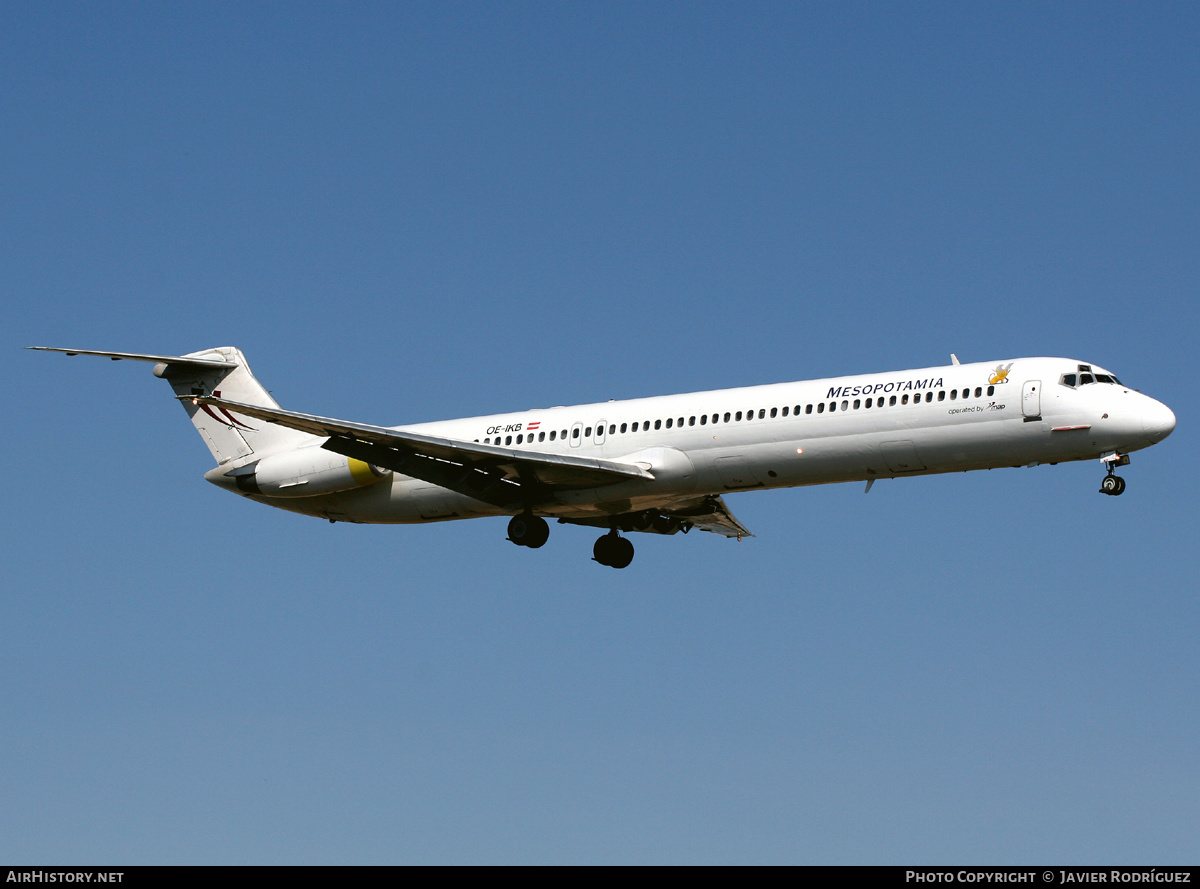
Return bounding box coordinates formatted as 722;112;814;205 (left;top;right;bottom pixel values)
1099;452;1130;496
593;529;635;569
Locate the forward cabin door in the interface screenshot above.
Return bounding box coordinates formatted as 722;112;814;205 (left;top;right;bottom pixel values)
1022;380;1042;421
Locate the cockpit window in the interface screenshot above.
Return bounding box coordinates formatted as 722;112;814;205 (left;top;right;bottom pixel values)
1065;368;1125;387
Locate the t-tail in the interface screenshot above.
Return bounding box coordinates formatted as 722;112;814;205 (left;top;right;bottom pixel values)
28;346;314;464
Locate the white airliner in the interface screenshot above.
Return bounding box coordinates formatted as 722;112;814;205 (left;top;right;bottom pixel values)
31;347;1175;568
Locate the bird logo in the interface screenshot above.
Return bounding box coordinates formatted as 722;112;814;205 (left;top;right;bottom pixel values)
988;362;1014;385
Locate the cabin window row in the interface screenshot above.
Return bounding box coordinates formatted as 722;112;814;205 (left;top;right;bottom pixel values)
477;386;996;445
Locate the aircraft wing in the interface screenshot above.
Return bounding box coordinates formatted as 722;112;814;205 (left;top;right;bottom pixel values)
557;494;754;539
191;395;653;509
665;495;754;538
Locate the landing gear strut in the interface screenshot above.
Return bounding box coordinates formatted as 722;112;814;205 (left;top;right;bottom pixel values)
507;513;550;548
593;529;635;569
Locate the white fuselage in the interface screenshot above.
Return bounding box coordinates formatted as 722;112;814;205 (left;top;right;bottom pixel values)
246;357;1175;525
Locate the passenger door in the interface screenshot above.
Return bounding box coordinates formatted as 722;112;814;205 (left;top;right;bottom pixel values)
1022;380;1041;421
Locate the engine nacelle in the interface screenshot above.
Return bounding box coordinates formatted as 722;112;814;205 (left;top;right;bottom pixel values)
231;447;391;498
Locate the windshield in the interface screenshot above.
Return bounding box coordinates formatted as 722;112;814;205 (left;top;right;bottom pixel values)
1059;364;1123;388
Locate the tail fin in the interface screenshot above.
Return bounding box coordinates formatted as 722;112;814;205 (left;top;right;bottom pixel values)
29;346;315;465
159;347;315;464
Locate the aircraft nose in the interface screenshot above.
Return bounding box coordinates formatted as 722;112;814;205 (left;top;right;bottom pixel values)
1142;399;1176;443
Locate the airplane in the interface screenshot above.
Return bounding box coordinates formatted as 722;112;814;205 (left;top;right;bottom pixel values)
30;346;1175;568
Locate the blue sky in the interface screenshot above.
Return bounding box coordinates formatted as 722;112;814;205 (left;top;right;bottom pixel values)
4;2;1197;863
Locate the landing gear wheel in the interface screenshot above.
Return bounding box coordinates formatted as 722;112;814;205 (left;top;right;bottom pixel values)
508;514;550;548
610;536;635;569
1099;475;1126;496
1112;475;1126;496
593;532;634;569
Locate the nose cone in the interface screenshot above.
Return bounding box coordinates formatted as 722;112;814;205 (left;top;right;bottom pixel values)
1142;399;1176;444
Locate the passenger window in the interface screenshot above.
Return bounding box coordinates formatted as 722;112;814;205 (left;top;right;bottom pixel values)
655;419;662;429
571;428;579;439
759;409;766;419
890;395;897;406
770;407;777;418
841;400;848;411
829;402;837;412
712;414;719;424
549;431;556;441
517;434;524;444
583;428;591;437
926;392;933;403
505;435;513;445
974;387;981;397
854;399;861;409
794;405;802;415
817;403;825;413
666;418;673;428
620;423;627;433
950;390;957;400
689;416;696;426
700;415;707;425
987;386;994;396
736;411;743;421
864;399;871;409
806;404;813;414
723;413;730;423
938;391;946;401
540;432;546;442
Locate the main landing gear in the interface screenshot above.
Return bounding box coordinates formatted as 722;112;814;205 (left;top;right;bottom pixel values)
507;513;549;548
593;529;635;569
1099;453;1129;496
506;514;636;568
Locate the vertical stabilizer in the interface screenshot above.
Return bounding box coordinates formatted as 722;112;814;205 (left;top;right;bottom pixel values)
155;347;315;464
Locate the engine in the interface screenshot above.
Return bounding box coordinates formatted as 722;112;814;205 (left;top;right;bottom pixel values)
229;447;391;498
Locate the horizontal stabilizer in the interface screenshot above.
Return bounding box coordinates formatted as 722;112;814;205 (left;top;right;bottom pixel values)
27;347;237;368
